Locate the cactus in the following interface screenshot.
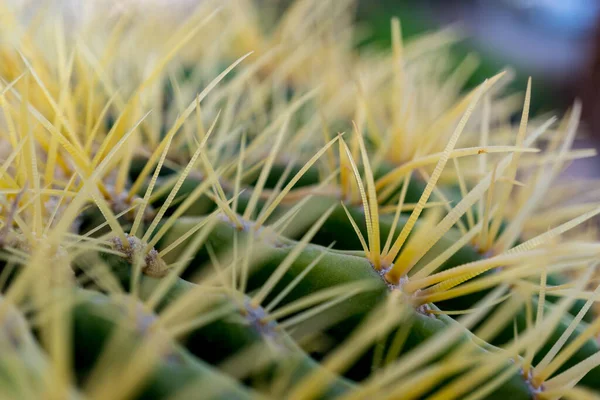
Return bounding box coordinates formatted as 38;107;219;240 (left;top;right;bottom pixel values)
0;0;600;399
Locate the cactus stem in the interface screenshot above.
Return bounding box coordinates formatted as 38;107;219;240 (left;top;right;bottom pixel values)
251;205;336;306
117;296;162;338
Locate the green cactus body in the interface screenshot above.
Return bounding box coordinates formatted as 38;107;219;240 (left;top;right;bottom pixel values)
0;0;599;399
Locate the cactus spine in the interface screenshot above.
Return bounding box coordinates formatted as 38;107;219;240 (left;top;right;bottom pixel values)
0;0;599;399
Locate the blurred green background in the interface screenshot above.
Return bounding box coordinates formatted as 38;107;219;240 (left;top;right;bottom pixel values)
355;0;600;116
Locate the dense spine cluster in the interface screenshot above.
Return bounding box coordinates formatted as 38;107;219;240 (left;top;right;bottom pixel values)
0;0;599;399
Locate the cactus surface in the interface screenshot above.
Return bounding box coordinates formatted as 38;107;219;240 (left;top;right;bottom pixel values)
0;0;599;399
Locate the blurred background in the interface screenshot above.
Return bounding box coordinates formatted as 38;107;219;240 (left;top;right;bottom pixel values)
353;0;600;176
357;0;599;114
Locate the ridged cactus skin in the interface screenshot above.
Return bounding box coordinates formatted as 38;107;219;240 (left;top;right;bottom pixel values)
0;0;600;399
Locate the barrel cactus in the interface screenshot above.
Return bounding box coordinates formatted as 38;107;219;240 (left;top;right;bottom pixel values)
0;0;599;399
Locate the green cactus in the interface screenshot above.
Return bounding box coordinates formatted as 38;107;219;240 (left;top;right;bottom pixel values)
0;0;599;399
